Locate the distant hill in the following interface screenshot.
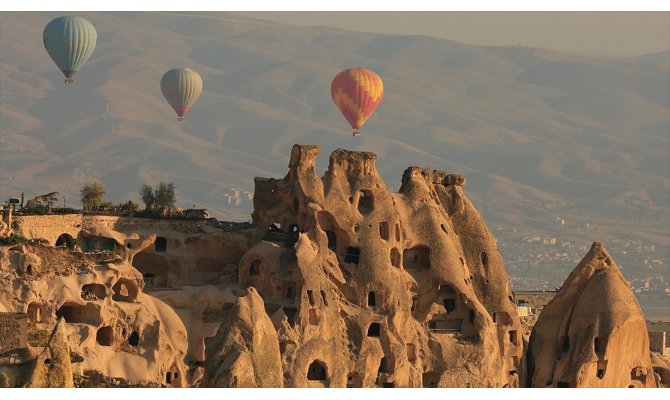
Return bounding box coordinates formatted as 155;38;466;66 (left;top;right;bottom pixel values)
1;11;668;254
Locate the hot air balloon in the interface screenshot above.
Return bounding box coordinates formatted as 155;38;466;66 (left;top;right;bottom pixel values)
160;68;203;121
43;16;97;85
331;67;384;136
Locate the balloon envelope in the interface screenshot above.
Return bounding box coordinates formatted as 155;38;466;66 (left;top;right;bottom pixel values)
160;68;203;121
43;16;97;83
331;68;384;134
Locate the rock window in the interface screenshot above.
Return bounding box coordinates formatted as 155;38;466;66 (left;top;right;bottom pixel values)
325;230;336;250
112;279;139;302
443;298;456;313
307;290;315;306
81;283;107;301
390;248;401;267
594;337;605;355
395;223;401;241
358;190;374;214
367;323;381;337
379;222;389;240
346;372;363;388
155;237;167;252
96;326;113;346
403;246;430;269
368;291;376;307
56;303;102;325
320;290;328;306
249;259;261;276
307;360;327;381
345;247;360;264
128;331;140;347
557;381;569;388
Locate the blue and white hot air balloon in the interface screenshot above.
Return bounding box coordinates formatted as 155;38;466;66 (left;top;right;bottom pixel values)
43;16;97;84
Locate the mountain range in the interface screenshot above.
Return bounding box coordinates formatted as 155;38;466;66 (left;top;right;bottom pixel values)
1;11;668;257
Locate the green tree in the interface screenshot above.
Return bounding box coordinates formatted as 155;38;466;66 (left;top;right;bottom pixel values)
155;182;176;214
80;182;106;211
140;182;176;215
140;184;155;211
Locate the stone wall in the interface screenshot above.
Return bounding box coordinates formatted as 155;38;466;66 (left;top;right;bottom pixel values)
0;313;27;354
13;215;210;245
13;214;82;246
82;216;208;234
649;331;669;356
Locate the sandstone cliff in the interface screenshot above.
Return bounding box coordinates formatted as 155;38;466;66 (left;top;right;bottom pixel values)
211;144;523;387
526;242;657;388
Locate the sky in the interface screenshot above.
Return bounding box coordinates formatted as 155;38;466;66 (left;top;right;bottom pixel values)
234;12;670;57
5;1;669;57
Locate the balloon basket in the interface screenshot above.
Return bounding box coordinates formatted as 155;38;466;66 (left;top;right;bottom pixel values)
352;130;360;137
64;78;73;85
177;117;185;122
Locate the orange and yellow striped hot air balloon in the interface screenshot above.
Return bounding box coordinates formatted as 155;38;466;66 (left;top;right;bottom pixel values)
331;68;384;136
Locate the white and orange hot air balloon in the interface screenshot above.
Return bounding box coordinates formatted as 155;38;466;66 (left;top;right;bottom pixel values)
160;68;202;121
331;67;384;136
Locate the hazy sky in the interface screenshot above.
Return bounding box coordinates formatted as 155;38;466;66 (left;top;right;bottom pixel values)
236;12;670;57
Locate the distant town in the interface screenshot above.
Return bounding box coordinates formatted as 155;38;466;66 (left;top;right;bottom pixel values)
499;231;668;296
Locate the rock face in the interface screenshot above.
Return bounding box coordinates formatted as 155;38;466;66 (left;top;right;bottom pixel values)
203;287;282;387
526;242;657;388
216;144;522;387
24;318;74;388
0;243;188;386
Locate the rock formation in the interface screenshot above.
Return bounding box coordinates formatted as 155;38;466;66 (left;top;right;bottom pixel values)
24;318;75;388
0;318;74;387
213;144;523;387
2;144;659;389
203;287;282;387
526;242;657;388
0;243;188;386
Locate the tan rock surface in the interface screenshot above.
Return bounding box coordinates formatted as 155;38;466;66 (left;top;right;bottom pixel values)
208;144;522;387
526;242;657;388
0;243;188;386
203;287;282;387
3;145;656;389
